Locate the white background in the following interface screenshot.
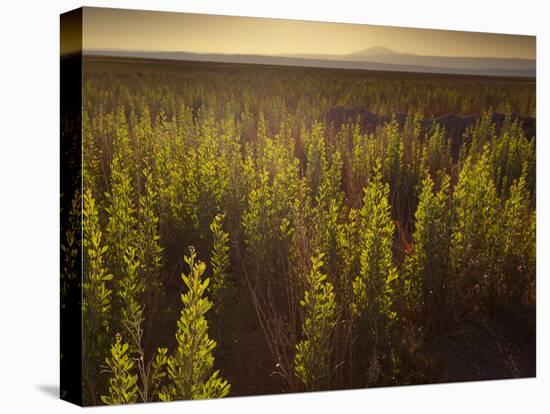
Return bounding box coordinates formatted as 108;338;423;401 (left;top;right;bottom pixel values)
0;0;547;412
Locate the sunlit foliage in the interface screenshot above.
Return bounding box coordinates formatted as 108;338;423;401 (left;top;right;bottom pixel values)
77;57;536;403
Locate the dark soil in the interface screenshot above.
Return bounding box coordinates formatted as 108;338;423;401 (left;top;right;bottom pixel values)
431;309;536;383
215;284;535;396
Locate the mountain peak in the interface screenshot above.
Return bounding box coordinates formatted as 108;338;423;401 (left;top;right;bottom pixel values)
350;46;399;56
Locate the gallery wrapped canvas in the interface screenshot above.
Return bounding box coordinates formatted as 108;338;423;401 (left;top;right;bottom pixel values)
60;7;536;406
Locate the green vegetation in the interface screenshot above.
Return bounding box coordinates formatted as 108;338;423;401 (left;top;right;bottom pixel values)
159;248;230;401
294;253;337;391
77;57;536;404
101;334;139;405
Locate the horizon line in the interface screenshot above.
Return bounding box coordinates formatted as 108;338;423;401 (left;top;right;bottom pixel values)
79;47;537;61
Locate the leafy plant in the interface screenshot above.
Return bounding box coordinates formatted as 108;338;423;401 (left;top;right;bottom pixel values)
136;165;163;326
352;162;399;323
351;162;399;385
101;333;139;405
82;188;113;403
159;248;230;400
404;174;451;331
294;253;337;391
209;213;230;312
451;146;502;314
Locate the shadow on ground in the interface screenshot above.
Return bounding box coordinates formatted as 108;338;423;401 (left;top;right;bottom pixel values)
36;384;59;399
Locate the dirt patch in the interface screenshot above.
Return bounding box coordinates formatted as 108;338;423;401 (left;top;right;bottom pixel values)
430;309;535;383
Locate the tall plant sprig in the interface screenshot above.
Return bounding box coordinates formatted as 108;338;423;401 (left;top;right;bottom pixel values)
101;333;139;405
209;213;230;313
294;253;337;391
82;188;113;403
351;161;399;385
159;247;230;400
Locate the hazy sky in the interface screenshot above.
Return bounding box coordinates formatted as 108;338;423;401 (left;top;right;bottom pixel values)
80;7;535;59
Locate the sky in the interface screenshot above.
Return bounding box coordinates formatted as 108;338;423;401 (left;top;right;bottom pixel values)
75;7;535;59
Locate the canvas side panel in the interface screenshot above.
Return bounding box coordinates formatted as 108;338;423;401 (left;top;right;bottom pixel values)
60;7;83;407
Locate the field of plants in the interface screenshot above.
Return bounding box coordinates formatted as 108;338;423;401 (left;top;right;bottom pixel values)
62;56;536;404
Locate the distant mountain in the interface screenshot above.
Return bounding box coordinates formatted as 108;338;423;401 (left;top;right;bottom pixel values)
348;46;402;56
280;47;403;62
84;48;536;78
340;49;535;72
282;46;535;74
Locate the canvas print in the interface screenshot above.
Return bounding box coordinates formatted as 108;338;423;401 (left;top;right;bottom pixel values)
60;7;536;406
